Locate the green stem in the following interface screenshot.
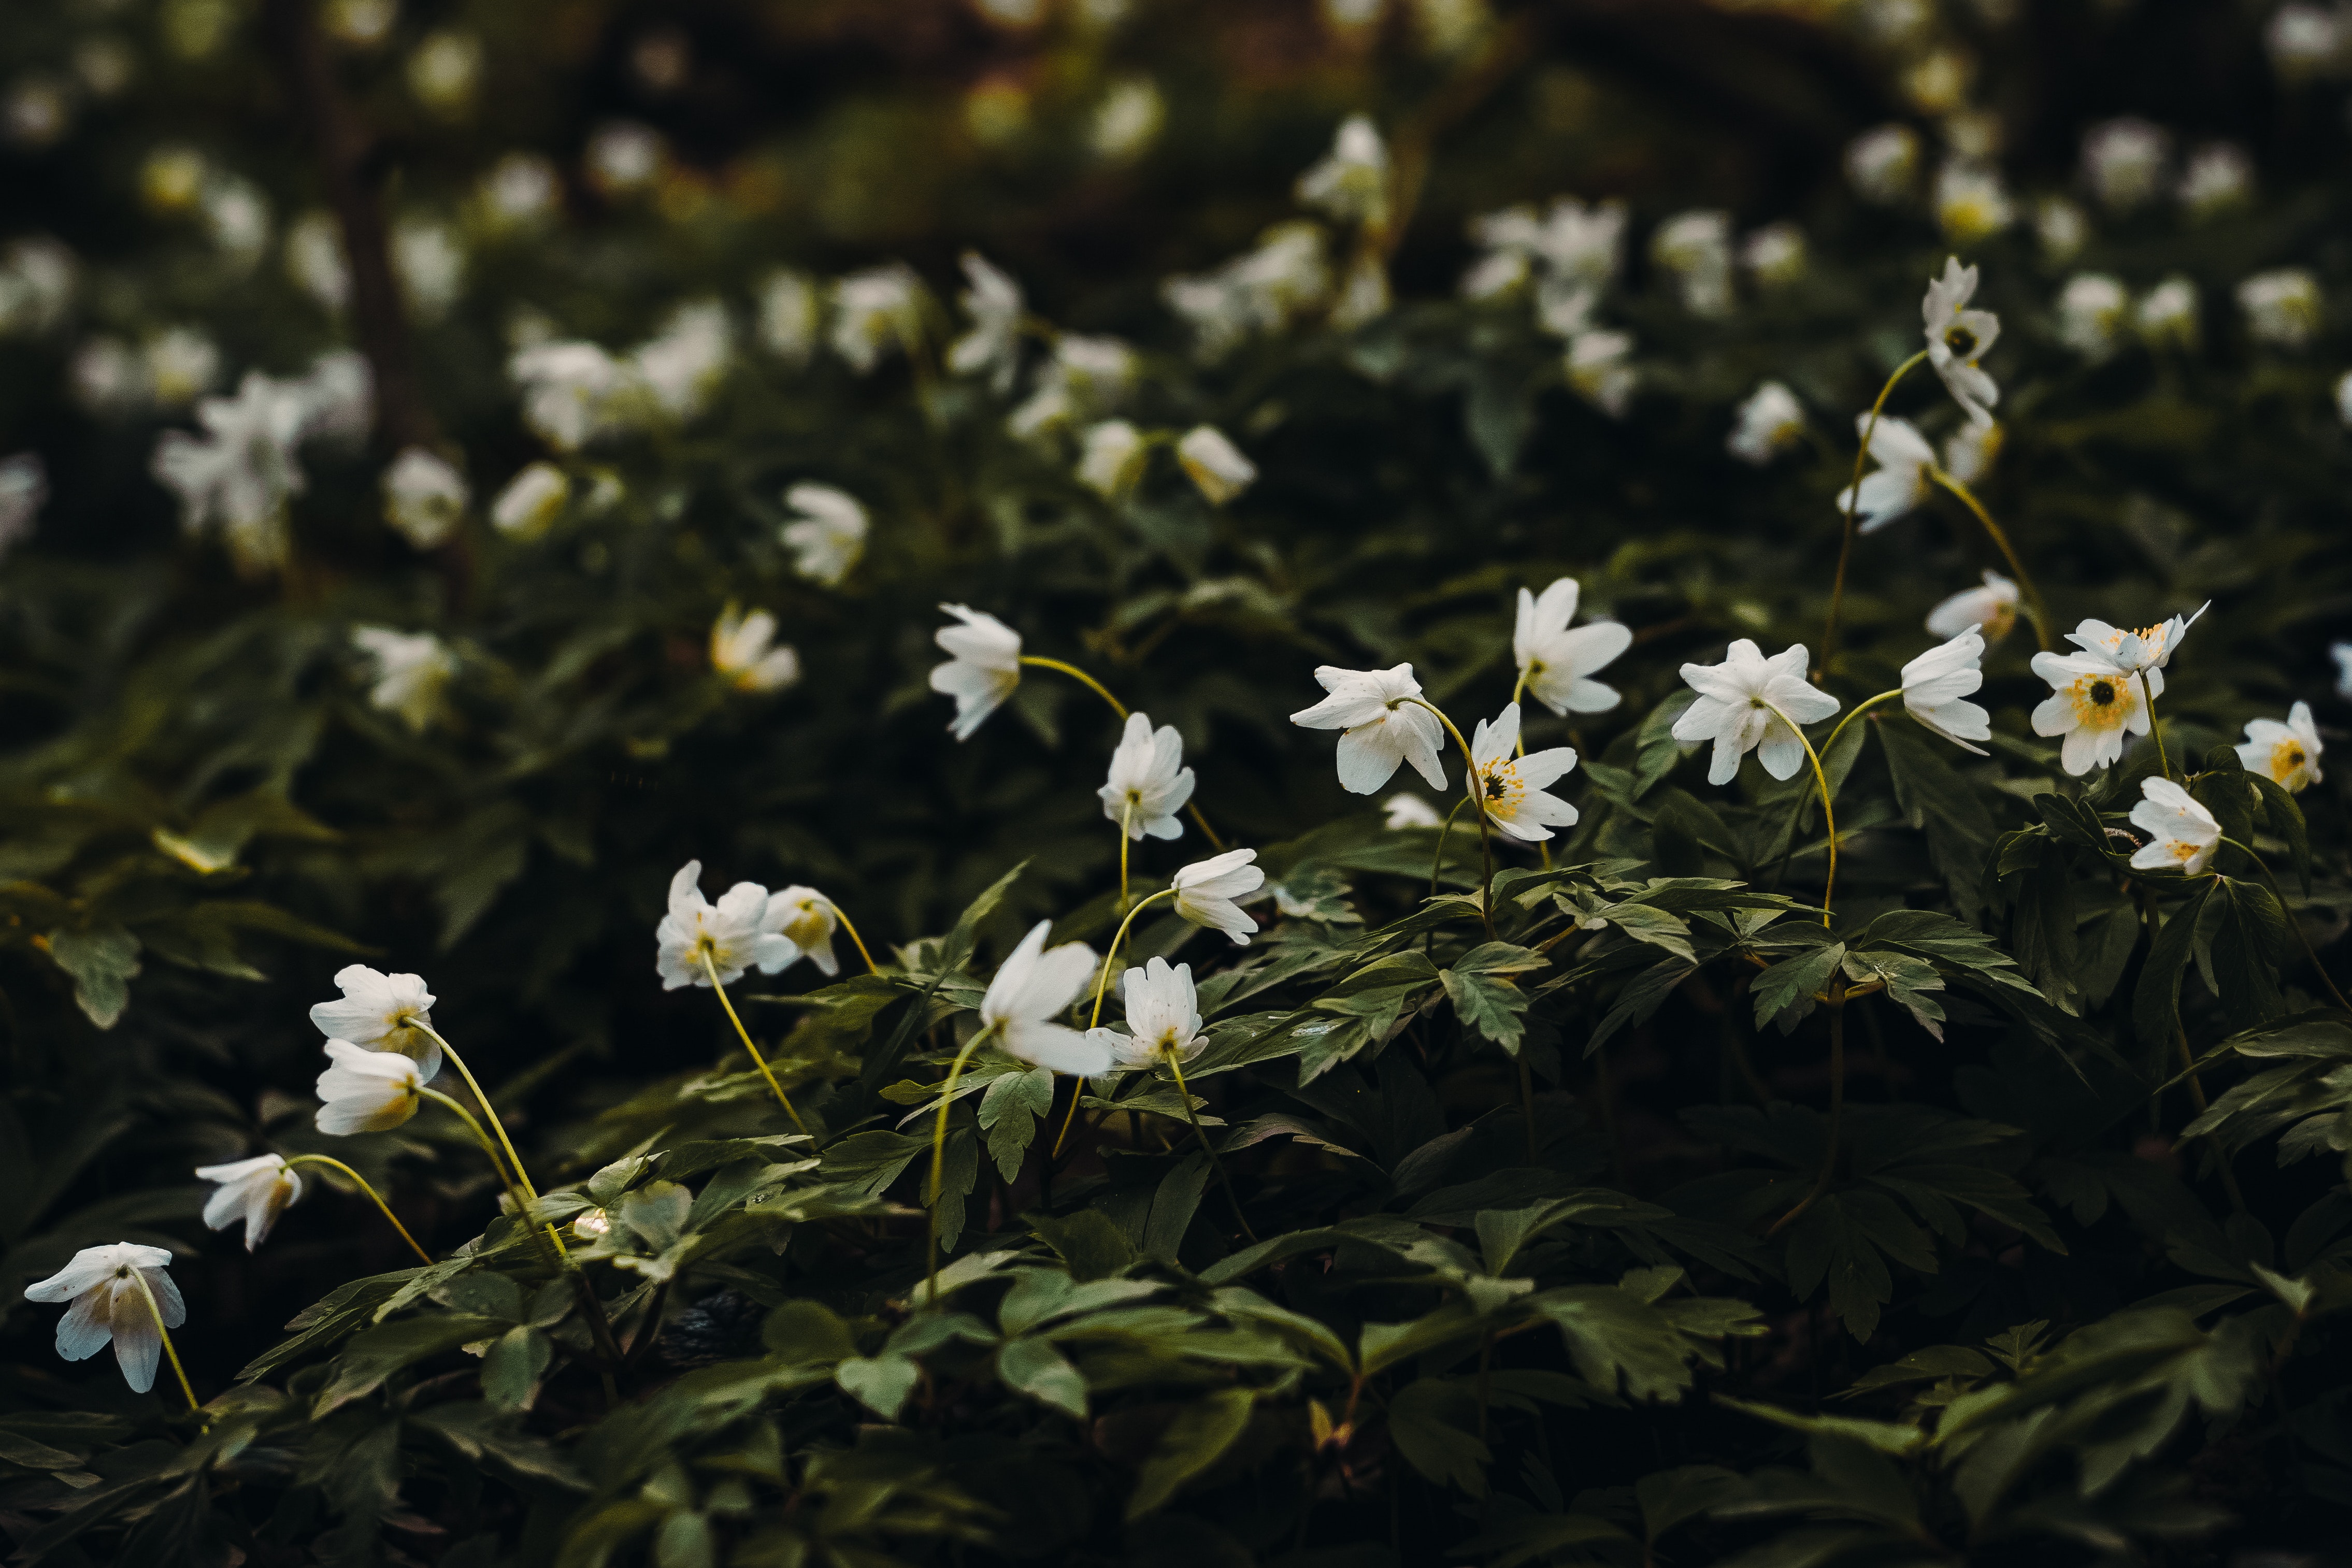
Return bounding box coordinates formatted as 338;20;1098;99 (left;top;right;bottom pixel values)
1824;349;1930;674
1759;699;1840;928
1118;802;1134;912
1166;1046;1256;1242
698;950;812;1137
2146;685;2174;782
1429;795;1471;900
1401;696;1498;940
828;903;880;974
127;1267;202;1418
415;1024;544;1203
1818;688;1904;761
1924;465;2053;653
1054;887;1180;1161
283;1154;433;1263
1018;655;1128;719
925;1025;996;1306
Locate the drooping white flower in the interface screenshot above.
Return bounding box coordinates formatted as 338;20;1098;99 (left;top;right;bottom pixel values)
765;886;842;977
655;860;795;990
929;604;1022;741
352;626;455;733
779;483;867;588
381;447;467;550
2137;278;2200;351
1900;629;1992;754
1084;956;1204;1070
1177;425;1256;505
1077;420;1148;498
511;341;625;451
22;1244;185;1393
1291;664;1447;795
2129;776;2221;875
316;1040;424;1134
1296;115;1389;227
949;252;1024;391
2057;274;2129;357
1740;223;1807;289
2237;701;2325;793
2064;603;2207;698
1008;333;1137;440
756;269;821;363
0;450;45;558
1513;578;1631;715
1934;162;2013;244
310;964;441;1077
1845;124;1919;204
1099;712;1195;841
831;263;926;374
1383;793;1443;829
196;1154;303;1251
710;606;800;694
1651;210;1733;317
982;920;1106;1074
491;462;567;536
2029;650;2149;775
1922;256;2000;426
630;300;732;422
1566;330;1635;416
1465;704;1579;842
1835;413;1934;533
2082;118;2170;212
1172;848;1264;944
150;371;317;574
1727;381;1806;466
2178;142;2251;219
1940;419;2002;487
2239;269;2322;350
1672;640;1841;786
1925;569;2020;644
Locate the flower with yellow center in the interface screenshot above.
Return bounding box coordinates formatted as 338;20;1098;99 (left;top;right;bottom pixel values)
1921;256;2000;426
2028;650;2149;775
1465;703;1581;842
2236;701;2324;792
2129;778;2220;875
765;885;843;976
2064;603;2206;698
1926;569;2020;644
709;605;800;693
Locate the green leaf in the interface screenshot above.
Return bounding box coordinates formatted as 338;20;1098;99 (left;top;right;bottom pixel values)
2134;882;2214;1053
313;1314;513;1415
836;1355;922;1421
45;925;141;1029
1441;965;1530;1050
996;1335;1088;1419
1877;720;1996;923
481;1326;553;1412
979;1066;1054;1181
1029;1209;1137;1282
1385;1377;1491;1495
762;1300;857;1363
1124;1387;1255;1520
1751;942;1844;1032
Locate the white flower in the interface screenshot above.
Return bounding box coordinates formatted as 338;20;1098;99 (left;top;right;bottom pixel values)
2178;142;2251;218
2029;650;2149;774
780;483;867;587
1291;663;1447;794
1474;196;1626;330
1934;162;2013;243
1172;848;1263;944
0;450;45;558
2058;274;2129;357
1009;334;1136;439
1296;115;1388;227
381;447;467;550
511;341;625;451
393;217;465;322
1740;223;1806;289
1084;956;1203;1070
949;252;1024;391
1650;210;1732;317
2064;603;2207;698
1922;256;2000;426
655;860;795;990
1513;578;1631;715
2237;701;2325;792
145;329;219;406
2036;196;2089;265
1383;793;1443;829
491;462;568;536
2267;4;2343;78
2082;118;2170;212
1566;330;1634;416
316;1040;425;1134
1177;425;1257;505
756;269;821;363
710;606;800;694
1090;77;1165;161
1845;124;1919;204
310;963;441;1077
72;337;144;415
2338;371;2352;428
982;920;1106;1074
929;604;1023;741
1900;629;1992;754
1162;222;1330;359
1835;413;1934;533
2129;777;2221;875
1926;569;2020;643
196;1154;302;1251
22;1244;184;1393
1465;704;1579;842
584;120;663;194
297;350;375;448
150;371;314;574
2336;643;2352;699
2137;278;2200;351
1332;250;1390;329
1672;640;1841;785
352;626;455;733
2240;268;2322;350
1940;419;2002;486
476;152;559;230
409;30;483;120
285;209;349;311
831;263;925;373
765;886;842;977
1077;420;1148;498
1728;380;1806;465
1099;712;1195;840
630;300;732;422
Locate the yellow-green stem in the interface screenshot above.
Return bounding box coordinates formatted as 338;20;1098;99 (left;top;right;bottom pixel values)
1819;688;1905;760
698;951;812;1137
1118;803;1134;912
2145;685;2174;781
416;1024;541;1204
127;1267;202;1418
1509;672;1552;871
1925;466;2053;652
284;1154;433;1263
925;1025;995;1306
829;903;880;974
1018;655;1128;718
1760;700;1840;928
1165;1046;1256;1242
1054;886;1180;1161
1823;349;1930;674
1429;795;1471;899
1400;696;1499;940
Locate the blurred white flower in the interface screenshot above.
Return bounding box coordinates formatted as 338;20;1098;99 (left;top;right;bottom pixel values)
949;252;1024;391
145;328;220;407
1672;640;1839;785
631;300;732;421
1090;76;1165;161
2029;649;2148;774
655;860;795;990
197;1154;302;1251
1901;628;1992;754
1464;197;1626;329
1926;569;2020;644
325;0;397;46
0;451;46;558
1077;420;1148;498
780;483;867;587
315;1040;424;1134
511;341;625;451
141;146;208;214
2035;196;2089;265
1009;333;1136;439
1177;425;1256;504
2128;777;2220;874
1466;703;1580;842
2082;117;2170;212
71;337;144;414
5;74;72;149
298;350;375;447
983;921;1106;1075
1740;222;1807;289
2238;701;2325;792
407;30;482;120
1566;330;1634;417
310;963;440;1073
2267;3;2344;79
202;175;273;270
1085;956;1204;1070
766;887;842;977
1099;712;1195;841
352;626;455;732
584;121;664;195
2057;273;2128;357
393;218;465;322
1331;249;1391;329
2137;277;2200;351
756;270;821;363
831;264;926;374
1940;419;2001;487
1172;847;1264;944
709;606;800;694
2338;371;2352;427
1650;210;1732;317
1728;380;1806;465
22;1244;184;1393
1845;124;1919;204
1934;162;2012;243
74;38;135;99
2240;268;2322;349
1163;222;1330;359
2066;603;2206;697
1296;116;1389;227
381;447;467;550
2335;643;2352;699
1292;664;1447;795
1836;413;1933;533
476;152;560;231
1383;793;1443;829
2178;142;2251;219
1514;578;1631;714
1923;256;2000;426
285;210;349;312
930;603;1023;741
151;371;314;574
491;462;567;536
0;236;76;336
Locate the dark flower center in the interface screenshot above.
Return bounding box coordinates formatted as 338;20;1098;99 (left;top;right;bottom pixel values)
1485;774;1507;800
2090;680;2115;706
1945;325;1977;357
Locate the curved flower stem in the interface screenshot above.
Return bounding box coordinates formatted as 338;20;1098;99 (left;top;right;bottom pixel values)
1759;700;1840;929
698;951;812;1137
421;1088;530;1210
1429;796;1471;900
2144;685;2175;782
2219;838;2352;1012
1823;349;1930;674
925;1024;997;1306
1767;984;1846;1238
1053;887;1181;1160
1019;655;1129;718
1118;803;1134;913
127;1267;203;1418
1166;1046;1257;1243
828;904;880;974
1819;689;1904;760
284;1154;433;1264
1924;466;2053;652
1400;696;1498;941
415;1025;543;1206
